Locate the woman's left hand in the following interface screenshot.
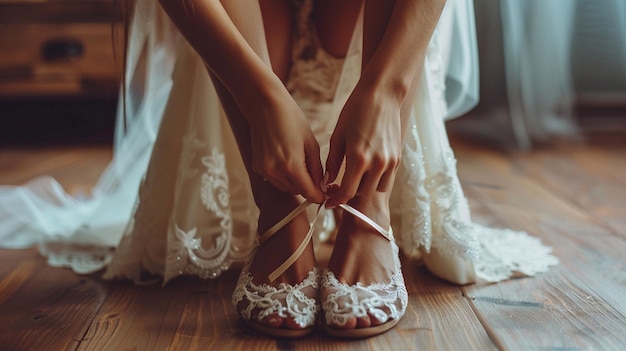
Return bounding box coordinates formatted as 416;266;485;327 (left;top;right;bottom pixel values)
324;83;404;208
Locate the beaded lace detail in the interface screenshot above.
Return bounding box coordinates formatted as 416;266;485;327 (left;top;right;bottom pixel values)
232;259;320;328
232;201;321;329
321;234;408;327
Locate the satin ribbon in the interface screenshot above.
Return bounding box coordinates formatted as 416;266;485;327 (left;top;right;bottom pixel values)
259;200;393;283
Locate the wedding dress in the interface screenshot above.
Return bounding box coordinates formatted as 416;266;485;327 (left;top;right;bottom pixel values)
0;0;557;285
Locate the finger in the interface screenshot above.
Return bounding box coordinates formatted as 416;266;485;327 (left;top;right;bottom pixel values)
325;134;345;185
376;167;396;193
304;141;325;202
326;156;365;208
356;168;385;196
264;154;322;200
292;165;325;203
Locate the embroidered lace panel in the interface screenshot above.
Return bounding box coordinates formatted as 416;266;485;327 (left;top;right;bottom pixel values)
232;257;320;328
167;147;234;279
321;241;408;326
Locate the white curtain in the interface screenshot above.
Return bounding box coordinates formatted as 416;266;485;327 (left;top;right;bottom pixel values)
571;0;626;101
460;0;626;149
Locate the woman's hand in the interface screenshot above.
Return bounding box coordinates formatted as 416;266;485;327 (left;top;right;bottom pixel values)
318;0;445;209
159;0;325;204
324;82;404;208
246;92;326;204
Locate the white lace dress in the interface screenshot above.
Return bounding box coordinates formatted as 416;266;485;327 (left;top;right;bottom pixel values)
0;0;557;285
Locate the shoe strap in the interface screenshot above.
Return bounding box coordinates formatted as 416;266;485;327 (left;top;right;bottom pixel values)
258;200;319;283
258;200;314;246
337;203;394;243
258;201;393;283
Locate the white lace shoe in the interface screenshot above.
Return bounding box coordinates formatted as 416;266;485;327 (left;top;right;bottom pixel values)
232;201;321;338
320;204;409;339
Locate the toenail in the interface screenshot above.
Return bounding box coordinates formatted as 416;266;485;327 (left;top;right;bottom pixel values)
269;317;280;324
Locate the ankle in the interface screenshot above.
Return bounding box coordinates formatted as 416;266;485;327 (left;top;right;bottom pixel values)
256;196;303;235
343;194;391;232
251;209;316;284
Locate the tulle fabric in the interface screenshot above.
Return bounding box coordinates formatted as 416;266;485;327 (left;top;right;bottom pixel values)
468;0;585;149
0;0;557;285
499;0;578;149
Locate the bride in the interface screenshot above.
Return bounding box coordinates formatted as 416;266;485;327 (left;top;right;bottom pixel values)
0;0;557;339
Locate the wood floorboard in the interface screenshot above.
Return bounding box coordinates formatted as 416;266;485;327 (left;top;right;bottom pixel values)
581;131;626;172
453;136;626;350
0;130;624;350
0;248;31;280
0;248;108;351
397;264;496;351
77;278;191;351
490;137;626;238
0;250;38;306
0;146;111;193
458;137;626;303
465;274;624;350
164;254;495;350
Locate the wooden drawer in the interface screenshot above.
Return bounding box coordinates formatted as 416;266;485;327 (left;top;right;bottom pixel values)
0;1;123;98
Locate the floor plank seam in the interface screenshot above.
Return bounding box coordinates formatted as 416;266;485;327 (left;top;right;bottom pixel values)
461;290;506;351
71;276;112;350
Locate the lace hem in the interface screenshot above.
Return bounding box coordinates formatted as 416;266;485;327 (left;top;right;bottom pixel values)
39;242;112;274
232;259;320;328
321;242;408;326
472;224;559;282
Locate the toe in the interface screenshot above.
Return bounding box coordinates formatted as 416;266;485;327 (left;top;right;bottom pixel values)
356;315;371;328
263;313;286;328
368;312;385;326
285;316;308;330
329;316;357;329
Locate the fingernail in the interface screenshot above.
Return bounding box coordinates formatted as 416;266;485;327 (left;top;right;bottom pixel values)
268;317;280;325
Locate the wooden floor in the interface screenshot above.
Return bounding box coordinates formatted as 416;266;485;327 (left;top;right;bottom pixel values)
0;127;624;350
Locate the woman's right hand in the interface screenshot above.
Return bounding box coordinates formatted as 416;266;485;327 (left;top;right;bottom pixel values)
245;93;326;204
159;0;325;203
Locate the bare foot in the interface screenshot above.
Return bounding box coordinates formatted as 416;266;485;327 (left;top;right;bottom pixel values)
323;194;400;329
236;197;318;330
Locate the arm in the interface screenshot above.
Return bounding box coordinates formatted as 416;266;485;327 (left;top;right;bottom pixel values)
158;0;325;203
361;0;446;104
158;0;280;120
325;0;447;207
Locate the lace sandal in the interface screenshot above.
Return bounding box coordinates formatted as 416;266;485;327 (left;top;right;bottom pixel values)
321;204;408;339
232;201;321;338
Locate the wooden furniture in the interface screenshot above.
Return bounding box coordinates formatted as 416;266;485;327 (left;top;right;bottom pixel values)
0;0;123;98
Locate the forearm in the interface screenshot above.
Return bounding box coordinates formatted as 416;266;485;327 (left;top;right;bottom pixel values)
361;0;446;103
158;0;283;118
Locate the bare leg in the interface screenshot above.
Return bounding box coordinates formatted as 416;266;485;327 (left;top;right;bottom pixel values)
316;0;420;329
314;0;362;57
211;0;314;330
